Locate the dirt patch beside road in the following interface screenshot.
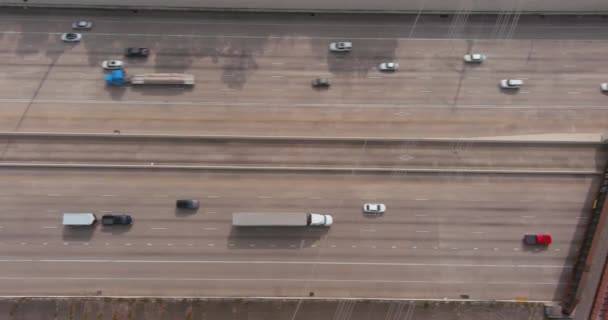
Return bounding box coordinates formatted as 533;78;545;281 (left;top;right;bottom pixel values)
0;297;544;320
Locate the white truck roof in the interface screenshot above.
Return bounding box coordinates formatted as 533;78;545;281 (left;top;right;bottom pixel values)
63;213;96;226
233;212;307;226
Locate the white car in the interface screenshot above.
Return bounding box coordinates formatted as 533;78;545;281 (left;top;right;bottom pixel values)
329;41;352;52
463;53;486;63
363;203;386;214
102;60;124;70
601;83;608;92
61;33;82;42
379;62;399;71
500;79;523;89
72;21;93;30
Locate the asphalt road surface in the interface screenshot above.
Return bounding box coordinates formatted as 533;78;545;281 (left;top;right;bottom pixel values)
0;9;605;302
0;168;599;300
0;10;606;137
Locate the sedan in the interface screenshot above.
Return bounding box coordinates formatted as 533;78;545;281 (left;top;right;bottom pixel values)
363;203;386;214
176;199;200;209
379;62;399;71
463;53;486;63
125;47;150;57
500;79;523;89
72;21;93;30
601;83;608;92
329;41;352;52
101;214;132;226
311;78;331;88
101;60;124;70
61;33;82;42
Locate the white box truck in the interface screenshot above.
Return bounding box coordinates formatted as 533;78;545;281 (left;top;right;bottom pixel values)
232;212;333;227
63;213;97;226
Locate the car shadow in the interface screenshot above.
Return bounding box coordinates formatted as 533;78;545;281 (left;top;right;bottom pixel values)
175;207;199;217
498;87;521;95
100;224;133;235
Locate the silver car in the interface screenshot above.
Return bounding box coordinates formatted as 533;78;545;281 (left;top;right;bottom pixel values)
102;60;124;70
463;53;486;63
379;62;399;71
363;203;386;214
601;83;608;92
61;33;82;42
500;79;523;89
72;21;93;29
329;41;352;52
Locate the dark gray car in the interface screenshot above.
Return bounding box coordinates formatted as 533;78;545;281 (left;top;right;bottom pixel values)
176;199;200;209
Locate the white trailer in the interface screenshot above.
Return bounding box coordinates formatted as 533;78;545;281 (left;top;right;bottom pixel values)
129;73;195;85
63;213;97;226
232;212;333;227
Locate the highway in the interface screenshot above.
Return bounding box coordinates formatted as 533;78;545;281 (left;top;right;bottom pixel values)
0;8;604;302
0;10;607;137
0;168;597;299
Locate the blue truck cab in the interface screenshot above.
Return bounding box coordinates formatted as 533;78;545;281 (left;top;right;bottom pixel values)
105;70;127;86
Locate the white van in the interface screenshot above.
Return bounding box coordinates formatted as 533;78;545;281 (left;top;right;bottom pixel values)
63;213;96;226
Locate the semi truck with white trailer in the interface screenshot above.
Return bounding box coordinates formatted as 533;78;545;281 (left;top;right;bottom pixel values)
105;70;195;86
232;212;333;227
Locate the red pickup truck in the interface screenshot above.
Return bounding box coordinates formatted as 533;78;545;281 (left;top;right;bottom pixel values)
524;234;552;245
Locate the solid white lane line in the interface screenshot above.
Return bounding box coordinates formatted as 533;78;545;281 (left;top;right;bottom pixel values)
567;91;581;94
415;230;429;233
101;194;117;197
47;194;61;196
151;227;167;230
0;276;566;285
42;226;57;229
203;227;217;230
415;198;429;201
471;231;485;234
360;229;376;232
207;195;221;198
257;196;272;199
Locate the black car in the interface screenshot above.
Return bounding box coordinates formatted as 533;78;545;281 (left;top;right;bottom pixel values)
125;47;150;57
176;199;200;209
311;78;330;88
101;214;133;225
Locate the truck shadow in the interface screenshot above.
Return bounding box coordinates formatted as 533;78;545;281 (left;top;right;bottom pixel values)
100;224;133;235
61;225;95;242
227;226;329;249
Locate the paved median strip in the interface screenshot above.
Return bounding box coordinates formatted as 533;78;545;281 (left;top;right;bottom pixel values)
0;162;599;174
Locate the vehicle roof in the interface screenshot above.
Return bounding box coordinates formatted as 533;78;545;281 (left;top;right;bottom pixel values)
63;213;96;225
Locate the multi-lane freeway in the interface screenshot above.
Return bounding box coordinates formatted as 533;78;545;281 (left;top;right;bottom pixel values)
0;8;606;302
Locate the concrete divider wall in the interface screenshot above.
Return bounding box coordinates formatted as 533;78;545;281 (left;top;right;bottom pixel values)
0;0;607;13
